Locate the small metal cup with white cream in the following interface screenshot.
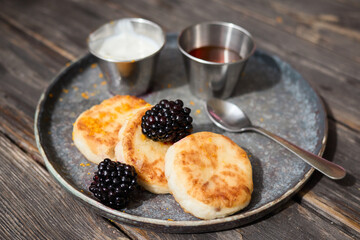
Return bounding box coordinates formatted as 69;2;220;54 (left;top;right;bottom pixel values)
88;18;165;96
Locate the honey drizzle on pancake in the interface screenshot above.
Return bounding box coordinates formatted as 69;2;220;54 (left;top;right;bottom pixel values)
73;95;149;163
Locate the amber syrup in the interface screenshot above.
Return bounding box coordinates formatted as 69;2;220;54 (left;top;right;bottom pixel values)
188;46;241;63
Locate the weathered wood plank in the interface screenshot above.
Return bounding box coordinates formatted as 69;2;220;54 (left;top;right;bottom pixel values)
110;0;360;78
0;16;67;106
118;225;245;240
111;0;360;130
297;120;360;237
239;201;357;240
0;0;359;238
219;0;360;63
0;103;42;164
1;0;359;130
114;201;355;239
2;0;359;79
0;16;69;164
0;0;138;58
0;132;129;240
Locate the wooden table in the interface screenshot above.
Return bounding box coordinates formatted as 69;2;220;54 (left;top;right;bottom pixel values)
1;0;359;239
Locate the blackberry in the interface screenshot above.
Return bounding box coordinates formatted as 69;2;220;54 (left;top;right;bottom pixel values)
141;99;193;142
89;158;137;210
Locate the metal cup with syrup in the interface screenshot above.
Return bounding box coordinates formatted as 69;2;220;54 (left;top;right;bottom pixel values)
88;18;165;96
178;21;256;99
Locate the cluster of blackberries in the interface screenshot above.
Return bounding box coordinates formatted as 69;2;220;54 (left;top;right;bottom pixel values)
141;99;193;142
89;159;138;210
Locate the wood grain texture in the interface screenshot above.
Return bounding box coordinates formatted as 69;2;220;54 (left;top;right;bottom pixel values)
0;132;128;240
104;0;360;130
0;0;359;131
117;224;245;240
221;0;360;61
238;201;356;240
114;201;354;240
112;0;360;77
0;0;137;58
0;0;359;238
0;16;67;165
298;120;360;237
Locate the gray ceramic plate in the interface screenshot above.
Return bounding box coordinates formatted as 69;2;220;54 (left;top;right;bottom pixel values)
35;34;327;233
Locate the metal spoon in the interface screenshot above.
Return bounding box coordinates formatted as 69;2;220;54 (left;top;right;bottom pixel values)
206;98;346;180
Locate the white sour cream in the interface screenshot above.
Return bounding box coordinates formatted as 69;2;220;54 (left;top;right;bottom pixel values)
95;20;160;61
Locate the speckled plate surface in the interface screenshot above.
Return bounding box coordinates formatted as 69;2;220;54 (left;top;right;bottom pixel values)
35;34;327;233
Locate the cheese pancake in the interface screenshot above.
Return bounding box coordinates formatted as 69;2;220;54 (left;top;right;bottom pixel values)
73;95;149;164
115;106;171;194
165;132;253;219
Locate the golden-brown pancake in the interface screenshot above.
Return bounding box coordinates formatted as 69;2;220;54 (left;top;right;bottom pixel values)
165;132;253;219
115;106;171;194
73;95;149;164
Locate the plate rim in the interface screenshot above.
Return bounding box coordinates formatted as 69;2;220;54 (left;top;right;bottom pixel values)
34;44;328;232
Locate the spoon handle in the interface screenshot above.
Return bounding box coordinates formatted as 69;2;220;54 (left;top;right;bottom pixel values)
248;126;346;179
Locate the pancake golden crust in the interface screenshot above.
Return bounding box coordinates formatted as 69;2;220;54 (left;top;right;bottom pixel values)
115;106;171;194
165;132;253;219
73;95;149;164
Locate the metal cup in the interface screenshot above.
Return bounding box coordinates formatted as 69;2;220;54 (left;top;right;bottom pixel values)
88;18;165;96
178;21;256;99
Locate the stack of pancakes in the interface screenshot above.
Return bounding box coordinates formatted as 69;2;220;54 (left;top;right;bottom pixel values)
73;95;253;219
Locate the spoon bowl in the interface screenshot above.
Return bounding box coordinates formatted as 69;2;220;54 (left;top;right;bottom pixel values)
206;98;251;132
206;98;346;180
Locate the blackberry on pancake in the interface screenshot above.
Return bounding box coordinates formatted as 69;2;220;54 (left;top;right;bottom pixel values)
141;99;193;143
115;106;171;194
